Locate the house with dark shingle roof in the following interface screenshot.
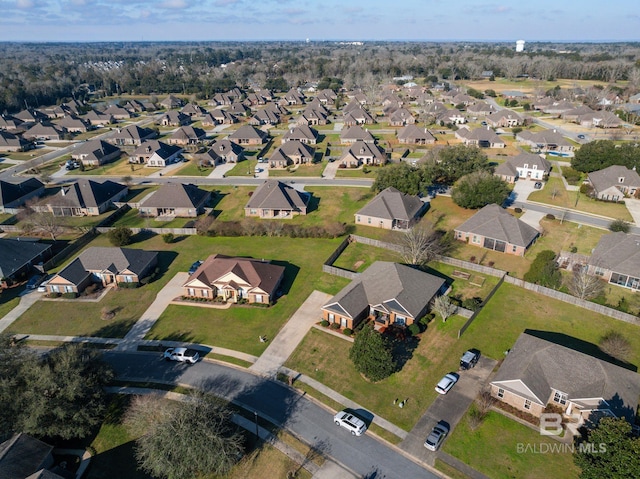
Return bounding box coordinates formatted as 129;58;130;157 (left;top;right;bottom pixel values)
268;141;315;168
46;247;158;294
340;125;376;144
0;433;61;479
454;204;539;256
587;165;640;201
70;139;121;167
182;254;285;305
244;180;310;218
494;152;551;183
109;124;156;146
228;125;268;146
455;127;505;148
0;178;44;213
397;125;436;145
25;123;66;141
208;139;244;163
282;125;318;145
0;131;31;152
338;141;387;167
41;179;127;216
343;107;376;126
160;94;184;109
139;183;211;218
55;115;89;133
490;332;640;424
129;140;182;167
321;261;447;330
166;126;207;147
249;108;281;126
81;109;114;127
486;110;523;128
516;129;574;153
160;110;190;127
587;232;640;290
389;108;415;126
355;187;426;230
0;238;52;283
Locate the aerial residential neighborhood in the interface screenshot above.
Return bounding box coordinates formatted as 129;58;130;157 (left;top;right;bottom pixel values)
1;20;640;479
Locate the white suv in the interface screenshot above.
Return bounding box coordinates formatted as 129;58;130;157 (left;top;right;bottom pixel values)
333;411;367;436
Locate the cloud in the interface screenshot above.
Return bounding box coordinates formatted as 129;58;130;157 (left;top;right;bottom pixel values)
160;0;188;9
16;0;35;8
214;0;241;5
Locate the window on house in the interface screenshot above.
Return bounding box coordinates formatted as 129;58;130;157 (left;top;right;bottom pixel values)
512;245;517;253
357;216;361;222
553;391;568;405
367;217;371;224
328;313;335;322
472;235;479;244
524;399;531;410
64;286;73;293
497;388;504;398
202;289;208;297
188;288;195;296
594;266;605;276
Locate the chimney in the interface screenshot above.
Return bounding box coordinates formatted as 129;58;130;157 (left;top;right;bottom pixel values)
61;187;65;196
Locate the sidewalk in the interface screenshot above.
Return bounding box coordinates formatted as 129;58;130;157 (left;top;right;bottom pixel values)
250;290;331;376
117;272;187;350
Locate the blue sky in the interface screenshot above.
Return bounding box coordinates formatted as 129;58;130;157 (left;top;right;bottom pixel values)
0;0;639;42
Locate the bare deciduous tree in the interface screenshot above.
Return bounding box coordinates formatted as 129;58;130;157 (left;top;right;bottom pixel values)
599;330;632;362
398;223;446;266
568;265;603;300
19;201;66;241
432;295;457;322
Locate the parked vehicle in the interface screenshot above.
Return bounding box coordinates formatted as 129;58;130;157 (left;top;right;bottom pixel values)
26;274;45;290
424;423;449;451
577;134;586;139
188;260;203;275
435;373;459;395
65;160;80;170
333;411;367;436
163;347;199;364
534;181;543;189
460;349;480;370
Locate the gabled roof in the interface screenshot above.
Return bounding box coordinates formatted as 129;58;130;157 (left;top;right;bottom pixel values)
342;141;386;161
456;127;504;145
323;262;446;320
356;187;424;221
282;125;318;142
0;130;29;149
72;139;120;161
0;433;53;479
486;109;522;123
397;125;435;142
589;232;640;278
210;139;244;157
26;123;65;137
228;125;268;142
111;124;155;142
588;165;640;193
49;179;126;209
140;183;210;209
455;204;539;248
506;152;551;172
73;247;157;277
0;177;44;207
270;141;315;161
245;180;309;211
491;332;640;419
0;238;51;278
340;125;375;143
169;126;206;142
133;140;182;160
516;129;573;148
185;254;284;297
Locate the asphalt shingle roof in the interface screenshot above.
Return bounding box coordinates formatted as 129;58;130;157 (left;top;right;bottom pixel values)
589;232;640;278
245;180;309;211
455;204;539;248
356;187;424;221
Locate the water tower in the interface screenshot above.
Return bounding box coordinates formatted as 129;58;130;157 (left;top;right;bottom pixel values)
516;40;525;52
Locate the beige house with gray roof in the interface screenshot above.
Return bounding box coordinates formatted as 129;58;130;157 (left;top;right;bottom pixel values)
139;183;211;218
355;187;426;230
491;332;640;425
244;180;310;218
587;232;640;291
587;165;640;201
321;261;447;330
455;127;505;148
454;204;539;256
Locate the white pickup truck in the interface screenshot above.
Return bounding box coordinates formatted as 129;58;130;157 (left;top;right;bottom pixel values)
163;347;199;364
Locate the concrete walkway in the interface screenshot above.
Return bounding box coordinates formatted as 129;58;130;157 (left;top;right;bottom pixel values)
148;160;189;178
250;290;331;376
625;198;640;226
117;272;187;350
207;162;236;178
0;289;43;333
519;209;546;232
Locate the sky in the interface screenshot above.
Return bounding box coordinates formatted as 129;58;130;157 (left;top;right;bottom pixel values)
0;0;639;43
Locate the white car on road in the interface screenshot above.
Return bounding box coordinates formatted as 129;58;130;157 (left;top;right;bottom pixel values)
334;411;367;436
163;347;199;364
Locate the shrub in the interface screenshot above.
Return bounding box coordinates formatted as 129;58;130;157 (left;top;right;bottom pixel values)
514;207;522;214
609;219;630;233
343;328;353;336
108;226;133;246
562;166;582;184
85;283;98;294
462;297;483;311
599;330;632;361
330;322;340;330
48;292;61;298
117;281;139;289
524;250;561;288
320;320;329;327
162;233;175;244
62;292;77;299
545;213;555;220
407;323;421;336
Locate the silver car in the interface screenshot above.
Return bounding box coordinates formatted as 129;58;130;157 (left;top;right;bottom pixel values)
424;423;449;451
435;373;459;395
334;411;367;436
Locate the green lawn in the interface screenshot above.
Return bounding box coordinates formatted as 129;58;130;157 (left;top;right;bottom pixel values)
267;161;326;177
331;242;400;272
145;235;351;356
443;410;580;479
226;159;258;177
334;167;379;178
0;285;24;320
172;160;213;177
112;208;196;229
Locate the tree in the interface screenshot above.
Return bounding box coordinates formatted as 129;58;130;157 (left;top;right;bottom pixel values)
609;219;631;233
397;223;447;266
572;140;640;173
126;392;244;479
524;250;561;288
599;331;632;362
349;323;396;382
0;333;34;437
372;163;430;195
433;145;490;185
121;175;134;187
19;201;66;241
108;226;133;246
567;265;603;300
432;295;457;322
3;343;113;440
574;417;640;479
451;171;510;209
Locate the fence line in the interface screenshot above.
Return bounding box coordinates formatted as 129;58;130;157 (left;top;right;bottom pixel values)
458;274;506;338
96;227;197;235
42;228;97;271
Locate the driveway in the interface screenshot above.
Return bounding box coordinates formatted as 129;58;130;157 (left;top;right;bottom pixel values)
399;355;497;466
322;160;339;179
625;198;640;226
509;178;540;203
207;162;236;179
519;210;545;232
0;288;43;332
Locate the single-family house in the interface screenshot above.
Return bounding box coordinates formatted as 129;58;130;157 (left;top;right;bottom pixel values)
268;141;315;168
228;125;268;146
0;433;67;479
14;108;48;125
41;179;128;216
486;110;523;128
297;107;330;126
209;139;245;163
0;131;31;152
587;232;640;290
282;125;319;145
181;102;207;118
494;153;551;183
389;108;416;126
166;126;207;147
160;94;184;109
355;187;426;230
490;332;640;424
0;178;44;213
103;104;133;120
182;254;285;304
206;109;236;125
56;115;89;133
70;139;121;167
516;130;574;153
110;125;156;146
321;261;447;330
343;107;376;126
228;103;249;117
340;125;376;144
436;108;466;125
244;180;310;218
25;123;66;141
82;109;114;127
466;102;496;117
315;89;337;106
454;204;539;256
139;183;211;218
0;239;52;285
455;127;505;148
283;88;305;105
249;108;281;126
129;140;182;167
338;141;387;167
587;165;640;201
397;125;436;145
160;111;190;127
46;247;158;294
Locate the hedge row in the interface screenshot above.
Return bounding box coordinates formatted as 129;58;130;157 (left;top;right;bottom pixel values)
204;220;348;239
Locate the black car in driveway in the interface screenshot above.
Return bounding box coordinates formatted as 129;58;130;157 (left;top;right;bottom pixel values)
460;349;480;370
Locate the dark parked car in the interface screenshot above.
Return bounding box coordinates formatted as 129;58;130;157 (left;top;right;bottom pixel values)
188;260;203;275
577;134;586;139
534;181;543;189
460;349;480;370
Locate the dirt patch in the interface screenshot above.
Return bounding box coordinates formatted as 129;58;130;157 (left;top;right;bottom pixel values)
353;260;364;269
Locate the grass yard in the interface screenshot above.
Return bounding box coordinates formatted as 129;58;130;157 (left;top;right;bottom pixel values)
267;161;326;177
465;282;640;366
82;157;154;177
528;176;633;222
423;196;477;232
171;160;213;177
334;167;379;178
112;208;196;229
6;149;54;161
429;261;501;301
0;285;24;320
443;410;580;479
226;159;258;177
213;186;254;220
526;218;604;257
331;242;400;272
145;235;350;356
